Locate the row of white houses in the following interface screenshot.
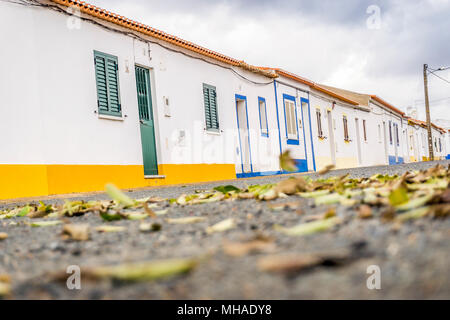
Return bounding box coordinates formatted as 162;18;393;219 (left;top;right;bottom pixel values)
0;0;449;200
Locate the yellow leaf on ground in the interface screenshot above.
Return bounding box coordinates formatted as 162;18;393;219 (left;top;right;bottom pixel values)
62;224;90;241
166;217;206;224
206;218;235;234
95;225;126;233
84;258;198;282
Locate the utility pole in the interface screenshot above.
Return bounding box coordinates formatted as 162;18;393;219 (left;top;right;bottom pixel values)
423;64;434;161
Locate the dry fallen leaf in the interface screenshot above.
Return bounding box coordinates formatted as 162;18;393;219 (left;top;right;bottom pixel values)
275;177;307;195
95;225;126;233
166;217;206;224
268;201;301;211
206;218;235;234
274;217;341;236
147;197;166;203
62;224;90;241
223;239;275;257
83;258;198;281
430;203;450;217
30;220;62;227
105;183;135;208
139;222;162;232
258;254;322;273
0;282;10;297
0;274;10;297
279;150;298;172
318;164;335;175
358;205;373;219
143;202;156;218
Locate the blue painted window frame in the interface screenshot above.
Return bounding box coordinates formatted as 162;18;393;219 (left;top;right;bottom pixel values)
258;97;269;137
282;94;300;145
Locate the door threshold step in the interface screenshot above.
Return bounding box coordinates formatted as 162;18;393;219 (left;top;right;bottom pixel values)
144;175;166;179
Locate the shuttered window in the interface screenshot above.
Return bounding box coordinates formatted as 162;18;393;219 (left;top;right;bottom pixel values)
203;84;219;131
389;121;393;145
343;115;349;141
316;109;323;137
94;51;121;117
395;123;399;146
363;120;367;141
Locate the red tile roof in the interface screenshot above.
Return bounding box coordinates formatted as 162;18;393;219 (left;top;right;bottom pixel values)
370;95;405;116
50;0;277;78
260;68;361;106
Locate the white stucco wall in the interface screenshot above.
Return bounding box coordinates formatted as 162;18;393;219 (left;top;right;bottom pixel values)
0;2;279;175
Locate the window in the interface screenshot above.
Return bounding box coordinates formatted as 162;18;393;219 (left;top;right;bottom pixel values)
343;115;349;141
389;121;393;145
439;138;442;152
316;109;323;137
258;97;268;137
378;124;381;142
283;95;298;144
363;120;367;141
203;83;219;131
94;51;122;117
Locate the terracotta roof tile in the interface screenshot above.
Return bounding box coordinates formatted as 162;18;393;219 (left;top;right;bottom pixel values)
50;0;277;78
259;68;361;106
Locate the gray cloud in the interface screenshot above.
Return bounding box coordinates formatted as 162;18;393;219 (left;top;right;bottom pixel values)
88;0;450;119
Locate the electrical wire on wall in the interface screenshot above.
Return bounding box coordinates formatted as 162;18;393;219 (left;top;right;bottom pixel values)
2;0;274;86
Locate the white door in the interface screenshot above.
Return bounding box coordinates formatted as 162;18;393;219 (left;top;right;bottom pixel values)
327;110;336;165
301;100;314;171
394;124;398;162
355;118;362;166
236;98;251;173
383;122;388;164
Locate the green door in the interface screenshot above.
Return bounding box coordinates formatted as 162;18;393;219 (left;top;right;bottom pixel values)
135;66;158;176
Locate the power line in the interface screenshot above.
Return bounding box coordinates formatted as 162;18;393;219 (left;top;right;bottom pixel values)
4;0;274;86
429;70;450;85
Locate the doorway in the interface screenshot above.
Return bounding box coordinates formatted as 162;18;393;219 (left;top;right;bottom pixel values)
355;118;362;165
235;95;252;174
383;121;388;164
135;66;158;176
327;110;336;165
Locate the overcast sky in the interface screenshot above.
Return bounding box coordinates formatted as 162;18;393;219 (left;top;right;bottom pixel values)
88;0;450;121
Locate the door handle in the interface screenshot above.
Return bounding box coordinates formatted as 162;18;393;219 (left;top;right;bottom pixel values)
140;120;144;125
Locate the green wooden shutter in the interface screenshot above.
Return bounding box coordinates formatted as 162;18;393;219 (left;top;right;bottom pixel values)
203;84;219;131
94;51;121;117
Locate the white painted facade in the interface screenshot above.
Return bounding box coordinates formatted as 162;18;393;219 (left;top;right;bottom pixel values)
0;1;279;176
0;0;448;200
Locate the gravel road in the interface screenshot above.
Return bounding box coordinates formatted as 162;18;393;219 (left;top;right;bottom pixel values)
1;161;449;299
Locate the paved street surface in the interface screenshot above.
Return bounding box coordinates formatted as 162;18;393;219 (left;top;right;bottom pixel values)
1;161;449;299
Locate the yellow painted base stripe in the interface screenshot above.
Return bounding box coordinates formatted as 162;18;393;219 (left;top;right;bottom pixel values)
0;164;236;200
335;157;358;169
315;156;358;171
0;165;49;199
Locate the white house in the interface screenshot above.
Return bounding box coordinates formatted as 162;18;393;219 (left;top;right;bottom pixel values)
0;0;281;199
318;86;407;166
